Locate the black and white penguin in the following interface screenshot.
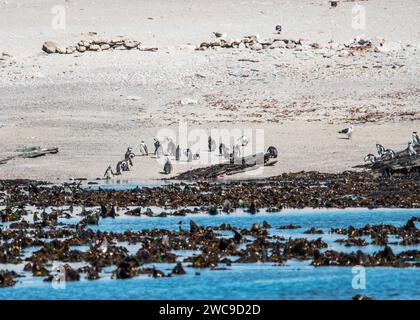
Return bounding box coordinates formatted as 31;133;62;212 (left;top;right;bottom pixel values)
408;142;417;156
166;138;177;156
175;145;181;161
275;24;282;34
117;160;130;174
125;147;135;166
104;165;114;179
154;138;161;156
382;149;396;160
163;158;172;174
208;136;216;152
139;141;148;156
338;125;354;139
266;146;278;158
364;154;377;165
193;153;200;160
412;132;419;147
186;148;193;162
376;144;386;157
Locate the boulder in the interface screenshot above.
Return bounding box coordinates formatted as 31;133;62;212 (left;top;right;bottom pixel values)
42;41;58;54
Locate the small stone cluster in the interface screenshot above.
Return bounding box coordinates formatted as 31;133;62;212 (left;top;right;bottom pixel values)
197;34;394;55
42;36;157;55
197;35;302;51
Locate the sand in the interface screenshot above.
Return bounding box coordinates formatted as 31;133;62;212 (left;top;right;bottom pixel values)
0;0;419;182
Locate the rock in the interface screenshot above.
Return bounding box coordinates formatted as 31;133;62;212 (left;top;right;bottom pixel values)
124;40;139;49
76;46;86;53
89;44;101;51
171;262;186;275
66;47;76;54
100;44;111;50
286;42;296;49
180;98;198;105
270;41;286;49
251;43;263;51
42;41;58;54
352;294;374;300
0;270;16;288
238;42;246;50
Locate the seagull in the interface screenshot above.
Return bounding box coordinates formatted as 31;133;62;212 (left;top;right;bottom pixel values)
163;158;172;174
408;142;417;156
376;144;386;157
364;154;377;165
338;125;354;139
139;141;148;156
412;132;419;147
238;135;249;147
104;165;114;179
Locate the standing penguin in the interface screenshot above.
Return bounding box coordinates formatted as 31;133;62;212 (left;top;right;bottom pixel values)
208;136;216;152
104;165;114;179
219;143;225;156
125;147;135;166
163;158;172;174
139;141;148;156
408;142;417;156
167;138;177;156
175;145;181;161
412;132;420;147
186;148;193;162
154;138;160;155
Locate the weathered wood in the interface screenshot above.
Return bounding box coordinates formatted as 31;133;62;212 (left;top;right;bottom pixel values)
0;147;59;165
173;153;276;180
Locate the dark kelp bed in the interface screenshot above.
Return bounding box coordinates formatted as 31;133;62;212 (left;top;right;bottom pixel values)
1;170;419;209
0;171;419;298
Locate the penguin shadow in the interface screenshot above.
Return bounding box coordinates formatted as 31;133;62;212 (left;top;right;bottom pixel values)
337;137;351;140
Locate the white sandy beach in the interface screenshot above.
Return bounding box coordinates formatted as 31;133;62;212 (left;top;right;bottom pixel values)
0;0;419;181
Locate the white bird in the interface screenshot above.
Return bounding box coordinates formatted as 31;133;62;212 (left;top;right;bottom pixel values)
139;141;148;156
364;154;377;165
238;135;249;147
338;125;354;139
412;131;419;146
408;142;417;156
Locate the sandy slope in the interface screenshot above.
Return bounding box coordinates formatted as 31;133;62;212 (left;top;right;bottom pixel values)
0;0;419;181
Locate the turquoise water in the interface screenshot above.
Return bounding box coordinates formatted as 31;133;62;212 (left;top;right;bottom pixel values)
0;208;419;300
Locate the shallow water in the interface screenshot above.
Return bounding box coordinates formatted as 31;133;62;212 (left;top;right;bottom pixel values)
0;208;419;300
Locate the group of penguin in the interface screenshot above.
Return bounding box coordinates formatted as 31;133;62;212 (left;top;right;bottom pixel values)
364;131;419;165
104;135;279;179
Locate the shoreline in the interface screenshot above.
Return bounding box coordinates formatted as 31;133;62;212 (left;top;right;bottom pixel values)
1;170;419;209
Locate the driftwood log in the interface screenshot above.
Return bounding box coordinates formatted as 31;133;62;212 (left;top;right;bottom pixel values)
354;145;420;176
0;147;59;165
173;152;277;180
